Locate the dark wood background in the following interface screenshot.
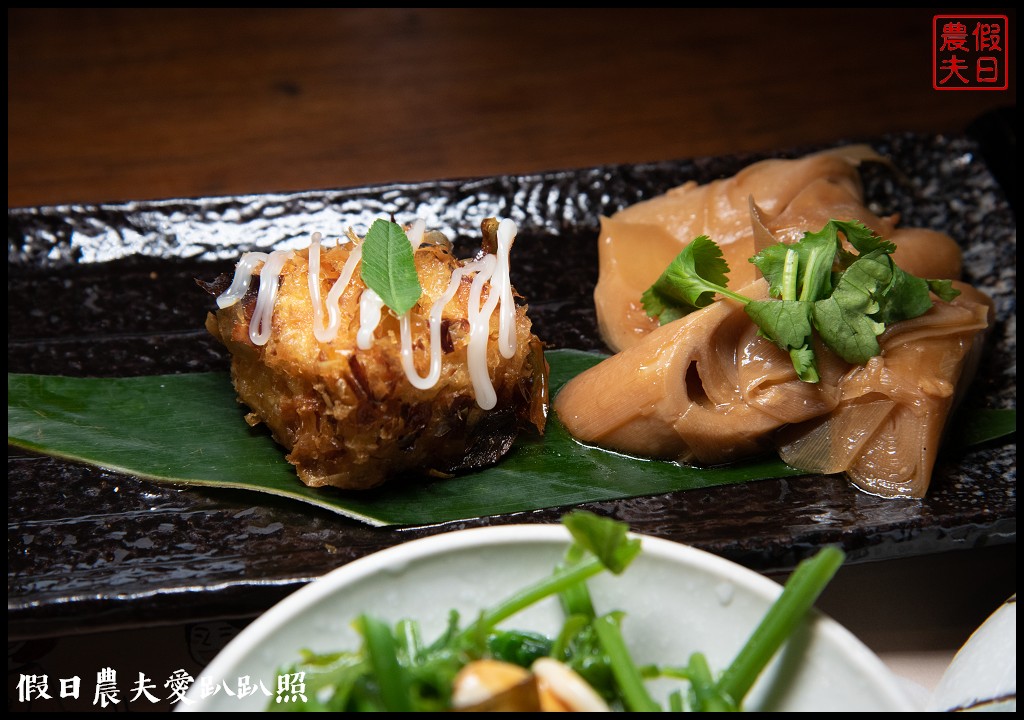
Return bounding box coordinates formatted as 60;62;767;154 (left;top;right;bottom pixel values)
8;8;1015;208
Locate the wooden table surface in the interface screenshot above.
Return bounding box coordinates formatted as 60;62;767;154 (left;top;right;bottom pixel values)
7;8;1016;711
8;8;1016;208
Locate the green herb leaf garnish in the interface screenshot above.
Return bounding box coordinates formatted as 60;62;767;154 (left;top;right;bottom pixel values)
360;218;422;315
563;510;642;574
640;235;753;324
642;219;960;382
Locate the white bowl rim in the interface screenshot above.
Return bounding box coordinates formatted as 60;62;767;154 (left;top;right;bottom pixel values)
181;523;916;711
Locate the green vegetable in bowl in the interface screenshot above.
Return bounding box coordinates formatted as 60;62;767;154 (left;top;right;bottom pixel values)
268;512;844;712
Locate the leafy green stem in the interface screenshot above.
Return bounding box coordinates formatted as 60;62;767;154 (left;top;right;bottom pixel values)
593;613;662;712
557;543;598;619
358;614;415;711
715;546;845;706
782;248;798;301
687;652;737;712
458;556;608;641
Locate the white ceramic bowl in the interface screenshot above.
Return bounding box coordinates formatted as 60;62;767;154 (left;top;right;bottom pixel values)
178;524;916;712
928;594;1016;712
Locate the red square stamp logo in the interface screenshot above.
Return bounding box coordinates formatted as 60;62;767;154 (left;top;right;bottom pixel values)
933;15;1009;90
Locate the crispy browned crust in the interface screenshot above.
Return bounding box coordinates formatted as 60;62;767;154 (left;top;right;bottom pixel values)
206;233;548;490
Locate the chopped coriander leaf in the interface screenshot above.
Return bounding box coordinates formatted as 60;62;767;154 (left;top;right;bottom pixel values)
750;226;835;302
811;249;891;364
642;219;960;382
834;218;896;256
641;235;751;324
874;265;932;324
788;345;819;384
745;299;818;382
928;279;961;302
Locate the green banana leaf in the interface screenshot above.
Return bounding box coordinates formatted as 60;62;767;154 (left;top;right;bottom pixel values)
7;350;1015;527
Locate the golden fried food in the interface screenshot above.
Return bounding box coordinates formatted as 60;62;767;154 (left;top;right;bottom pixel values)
205;218;547;490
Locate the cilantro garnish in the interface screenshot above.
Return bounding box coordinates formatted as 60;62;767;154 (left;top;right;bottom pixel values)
641;219;960;383
360;219;423;316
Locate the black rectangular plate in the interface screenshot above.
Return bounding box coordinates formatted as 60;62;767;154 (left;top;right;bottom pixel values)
8;126;1016;639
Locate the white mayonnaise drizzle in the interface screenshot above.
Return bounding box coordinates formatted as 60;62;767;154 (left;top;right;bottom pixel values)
406;218;426;250
467;253;501;409
307;232;325;335
215;218;518;409
399;257;487;391
357;289;385;350
309;233;363;343
248;249;294;345
216;252;269;309
493;218;518;359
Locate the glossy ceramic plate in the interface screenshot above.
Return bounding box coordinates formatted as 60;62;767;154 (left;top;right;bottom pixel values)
176;524;918;712
7;131;1016;640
